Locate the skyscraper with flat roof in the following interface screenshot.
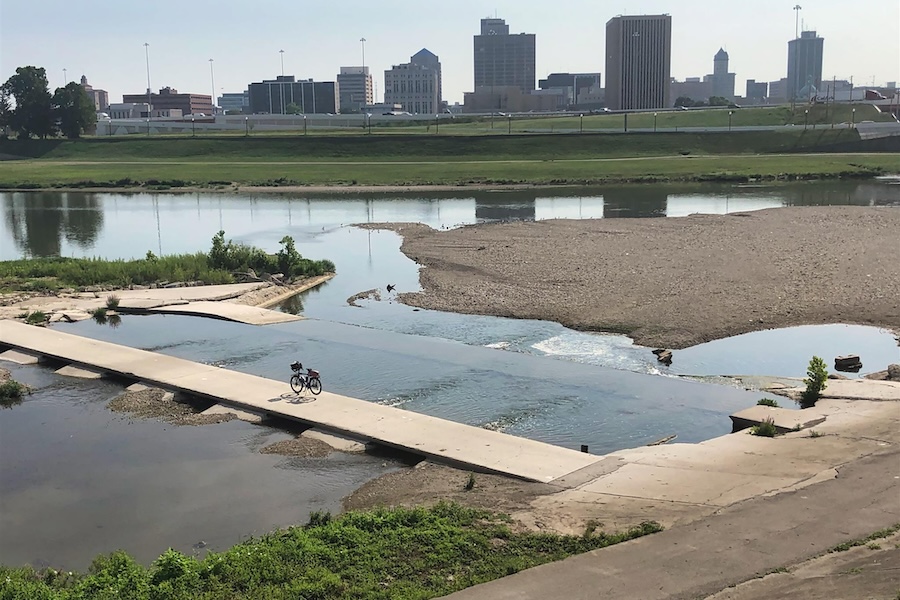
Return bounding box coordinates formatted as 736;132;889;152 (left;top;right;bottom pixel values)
605;14;672;110
473;17;536;93
787;31;824;101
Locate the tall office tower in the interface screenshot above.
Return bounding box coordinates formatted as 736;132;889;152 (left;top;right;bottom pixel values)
605;14;672;110
410;48;443;106
473;17;536;92
337;67;373;113
711;48;736;99
787;31;824;101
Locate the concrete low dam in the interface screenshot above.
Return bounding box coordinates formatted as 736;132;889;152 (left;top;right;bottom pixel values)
0;321;602;483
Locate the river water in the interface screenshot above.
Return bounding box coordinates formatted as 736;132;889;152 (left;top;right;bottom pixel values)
1;181;898;569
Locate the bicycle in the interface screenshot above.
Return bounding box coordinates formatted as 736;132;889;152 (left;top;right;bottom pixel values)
290;361;322;395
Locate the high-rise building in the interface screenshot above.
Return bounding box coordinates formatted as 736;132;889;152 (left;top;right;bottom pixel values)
745;80;769;103
711;48;736;99
410;49;443;106
80;75;109;112
218;92;249;114
473;17;536;93
337;67;373;113
605;14;672;110
384;61;440;114
787;30;824;101
247;76;338;114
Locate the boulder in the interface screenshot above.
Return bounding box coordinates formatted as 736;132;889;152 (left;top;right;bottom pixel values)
834;355;862;372
655;349;673;365
828;373;850;380
889;364;900;381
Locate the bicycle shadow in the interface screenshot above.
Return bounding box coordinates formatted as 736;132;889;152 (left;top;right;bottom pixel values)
270;392;317;405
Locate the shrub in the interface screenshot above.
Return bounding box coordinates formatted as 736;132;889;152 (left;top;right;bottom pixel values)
105;294;120;310
24;310;48;325
0;379;28;408
802;356;828;407
757;398;779;408
752;418;778;437
464;473;476;491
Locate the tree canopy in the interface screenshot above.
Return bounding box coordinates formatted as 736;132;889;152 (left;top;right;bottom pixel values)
53;82;97;138
2;66;55;138
2;65;97;139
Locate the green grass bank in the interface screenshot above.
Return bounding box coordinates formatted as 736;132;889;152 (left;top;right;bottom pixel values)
1;128;897;189
0;503;662;600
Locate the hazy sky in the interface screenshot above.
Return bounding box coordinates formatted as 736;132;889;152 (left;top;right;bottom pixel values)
1;0;897;105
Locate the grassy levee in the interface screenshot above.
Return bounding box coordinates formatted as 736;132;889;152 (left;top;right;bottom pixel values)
0;128;864;161
0;128;897;189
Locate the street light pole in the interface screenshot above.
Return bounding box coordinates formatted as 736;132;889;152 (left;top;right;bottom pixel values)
654;112;658;132
245;116;249;136
279;50;285;114
144;42;152;134
63;68;67;84
580;113;584;133
508;114;511;135
360;37;367;70
804;109;809;130
209;58;216;115
729;110;733;131
191;116;195;137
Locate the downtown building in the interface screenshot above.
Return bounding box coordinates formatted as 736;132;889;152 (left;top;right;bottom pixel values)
384;49;443;114
337;67;373;113
247;76;338;114
605;14;672;110
473;17;536;93
787;30;824;101
80;76;109;112
123;87;213;116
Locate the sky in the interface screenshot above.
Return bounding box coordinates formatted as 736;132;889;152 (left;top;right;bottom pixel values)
1;0;898;105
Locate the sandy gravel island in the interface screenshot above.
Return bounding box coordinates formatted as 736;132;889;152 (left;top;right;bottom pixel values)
372;206;900;348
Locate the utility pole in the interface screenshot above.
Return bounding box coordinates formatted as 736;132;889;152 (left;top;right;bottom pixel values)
279;49;285;114
63;68;67;84
144;42;152;133
791;5;802;109
209;59;216;115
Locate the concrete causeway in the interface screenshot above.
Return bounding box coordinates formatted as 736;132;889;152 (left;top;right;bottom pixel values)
0;321;601;483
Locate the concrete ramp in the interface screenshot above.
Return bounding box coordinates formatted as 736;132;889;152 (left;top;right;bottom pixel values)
0;321;601;483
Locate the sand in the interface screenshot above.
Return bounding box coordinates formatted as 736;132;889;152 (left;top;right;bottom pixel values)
376;206;900;348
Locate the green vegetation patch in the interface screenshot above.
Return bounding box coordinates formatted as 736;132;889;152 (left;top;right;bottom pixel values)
0;503;662;599
0;232;335;292
829;523;900;553
0;379;28;408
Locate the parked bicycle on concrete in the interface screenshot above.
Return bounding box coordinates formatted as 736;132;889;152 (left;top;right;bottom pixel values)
290;361;322;395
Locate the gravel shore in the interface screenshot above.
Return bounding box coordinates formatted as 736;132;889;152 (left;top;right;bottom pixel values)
382;206;900;348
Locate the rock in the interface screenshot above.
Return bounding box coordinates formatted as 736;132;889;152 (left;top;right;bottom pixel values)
828;373;849;380
888;364;900;381
655;349;673;365
864;370;889;381
834;355;862;372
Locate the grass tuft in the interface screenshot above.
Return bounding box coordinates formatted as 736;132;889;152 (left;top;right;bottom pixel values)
751;418;778;437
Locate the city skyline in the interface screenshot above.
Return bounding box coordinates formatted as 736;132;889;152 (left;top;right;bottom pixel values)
1;0;897;107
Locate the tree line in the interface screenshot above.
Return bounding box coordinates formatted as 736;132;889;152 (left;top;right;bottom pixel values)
0;66;97;139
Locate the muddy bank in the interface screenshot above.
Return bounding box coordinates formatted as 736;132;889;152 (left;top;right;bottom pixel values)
107;387;234;426
378;206;900;348
260;437;332;458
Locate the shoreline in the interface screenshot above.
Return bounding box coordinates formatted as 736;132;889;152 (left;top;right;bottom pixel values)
376;206;900;349
0;169;892;195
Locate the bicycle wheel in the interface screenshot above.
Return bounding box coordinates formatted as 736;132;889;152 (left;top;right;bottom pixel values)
290;374;305;394
308;377;322;395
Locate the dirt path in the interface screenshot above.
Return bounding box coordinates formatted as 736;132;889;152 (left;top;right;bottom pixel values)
381;206;900;348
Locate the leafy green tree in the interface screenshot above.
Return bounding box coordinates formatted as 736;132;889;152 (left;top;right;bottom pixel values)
285;102;303;115
802;355;828;407
708;96;731;107
0;86;11;135
3;66;55;138
53;81;97;138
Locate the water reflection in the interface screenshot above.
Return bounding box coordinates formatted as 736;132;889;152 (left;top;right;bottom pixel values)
3;192;104;258
1;180;897;261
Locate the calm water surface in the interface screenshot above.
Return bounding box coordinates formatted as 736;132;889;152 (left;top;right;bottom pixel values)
1;182;897;568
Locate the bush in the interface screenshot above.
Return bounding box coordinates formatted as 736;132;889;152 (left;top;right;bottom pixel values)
105;294;120;310
757;398;779;408
802;356;828;407
752;418;778;437
0;379;28;408
23;310;48;325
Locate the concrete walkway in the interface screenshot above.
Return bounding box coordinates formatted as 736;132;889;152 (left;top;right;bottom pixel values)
0;321;600;483
445;448;900;600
